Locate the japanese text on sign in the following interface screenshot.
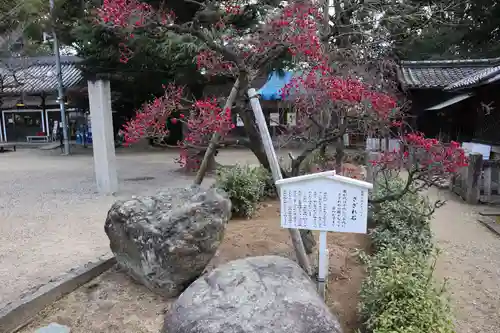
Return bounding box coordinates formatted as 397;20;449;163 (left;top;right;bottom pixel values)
279;177;369;234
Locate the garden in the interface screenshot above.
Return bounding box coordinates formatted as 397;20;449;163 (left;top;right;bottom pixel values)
16;0;468;332
21;161;458;333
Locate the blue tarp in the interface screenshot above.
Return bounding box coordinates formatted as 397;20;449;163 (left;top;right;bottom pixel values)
257;71;294;101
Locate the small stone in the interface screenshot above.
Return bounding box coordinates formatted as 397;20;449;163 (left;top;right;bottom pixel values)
35;323;71;333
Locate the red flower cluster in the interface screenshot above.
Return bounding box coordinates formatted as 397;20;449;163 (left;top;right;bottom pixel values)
97;0;153;28
369;133;468;175
191;2;327;78
122;84;183;145
196;49;234;76
280;71;398;129
265;2;323;62
98;0;175;63
224;4;242;15
405;133;468;173
121;84;234;169
179;99;234;170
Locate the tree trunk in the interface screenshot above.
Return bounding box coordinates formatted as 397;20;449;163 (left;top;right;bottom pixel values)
335;136;344;174
183;148;217;173
193;78;240;185
239;102;317;254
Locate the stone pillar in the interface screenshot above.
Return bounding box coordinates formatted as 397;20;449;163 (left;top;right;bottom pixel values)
88;80;118;194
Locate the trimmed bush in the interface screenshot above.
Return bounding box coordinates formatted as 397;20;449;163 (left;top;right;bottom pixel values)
215;164;273;218
358;178;455;333
359;248;454;333
370;179;435;256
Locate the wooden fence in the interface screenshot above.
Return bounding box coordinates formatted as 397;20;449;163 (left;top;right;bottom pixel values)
450;153;500;204
365;138;401;152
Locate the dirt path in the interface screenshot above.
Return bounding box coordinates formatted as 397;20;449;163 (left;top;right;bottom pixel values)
428;188;500;333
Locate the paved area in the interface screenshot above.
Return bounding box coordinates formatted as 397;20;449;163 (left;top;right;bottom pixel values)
428;188;500;333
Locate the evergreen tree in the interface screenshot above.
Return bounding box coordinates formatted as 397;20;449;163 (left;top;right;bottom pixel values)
391;0;500;59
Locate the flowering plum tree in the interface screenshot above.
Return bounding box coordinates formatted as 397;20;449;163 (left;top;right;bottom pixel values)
95;0;468;266
97;0;395;175
276;71;468;194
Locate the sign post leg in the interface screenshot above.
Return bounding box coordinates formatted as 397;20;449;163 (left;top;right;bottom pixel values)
317;231;329;299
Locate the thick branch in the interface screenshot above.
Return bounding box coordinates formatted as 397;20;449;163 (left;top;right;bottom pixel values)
165;24;245;69
290;121;348;174
182;0;206;8
193;76;241;185
369;168;417;204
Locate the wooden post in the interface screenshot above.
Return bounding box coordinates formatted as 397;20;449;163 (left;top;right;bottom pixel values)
317;231;329;299
483;165;492;203
366;151;380;192
194;78;240;185
448;173;456;193
465;153;483;204
248;88;312;277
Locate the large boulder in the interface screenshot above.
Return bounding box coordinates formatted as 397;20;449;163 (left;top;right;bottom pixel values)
104;185;232;297
163;255;343;333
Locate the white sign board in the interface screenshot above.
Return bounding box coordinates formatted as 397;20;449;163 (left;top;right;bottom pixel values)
52;121;59;135
270;113;279;127
343;133;349;147
276;171;372;234
366;138;401;152
462;142;490;160
236;115;244;127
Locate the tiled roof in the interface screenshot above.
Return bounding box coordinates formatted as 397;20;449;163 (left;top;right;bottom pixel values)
0;56;83;95
398;57;500;91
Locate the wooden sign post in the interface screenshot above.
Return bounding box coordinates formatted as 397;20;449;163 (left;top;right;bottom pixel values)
275;171;373;298
248;88;312;276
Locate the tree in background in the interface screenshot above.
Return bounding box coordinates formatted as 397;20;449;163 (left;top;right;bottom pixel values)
72;18;206;135
59;0;476;135
96;0;467;264
389;0;500;59
0;0;53;56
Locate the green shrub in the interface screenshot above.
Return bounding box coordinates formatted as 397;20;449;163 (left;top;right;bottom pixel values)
372;178;433;229
370;220;433;257
359;248;454;333
370;178;435;256
254;166;277;199
215;164;272;218
359;176;455;333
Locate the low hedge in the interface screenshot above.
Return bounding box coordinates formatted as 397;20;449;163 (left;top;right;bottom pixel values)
358;179;455;333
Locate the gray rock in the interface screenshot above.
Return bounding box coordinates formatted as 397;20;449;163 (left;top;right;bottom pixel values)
105;185;231;297
163;255;342;333
35;323;71;333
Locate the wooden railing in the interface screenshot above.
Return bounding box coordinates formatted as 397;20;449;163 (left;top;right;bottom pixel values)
450;153;500;204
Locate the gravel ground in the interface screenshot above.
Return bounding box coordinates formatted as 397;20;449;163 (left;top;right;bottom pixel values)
428;188;500;333
0;146;276;309
0;147;202;309
4;146;498;333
